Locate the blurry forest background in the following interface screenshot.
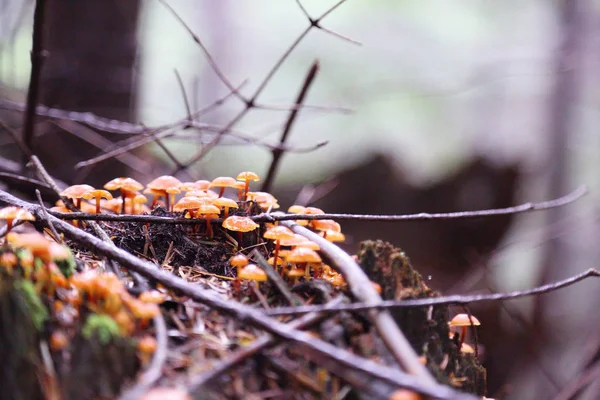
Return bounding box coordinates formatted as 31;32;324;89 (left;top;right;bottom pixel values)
1;0;599;399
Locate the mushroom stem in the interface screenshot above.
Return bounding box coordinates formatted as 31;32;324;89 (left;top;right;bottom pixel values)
459;326;467;347
119;191;126;214
5;218;13;233
205;216;213;238
243;180;250;201
272;240;281;273
75;199;82;209
223;207;230;219
94;197;101;214
218;187;225;198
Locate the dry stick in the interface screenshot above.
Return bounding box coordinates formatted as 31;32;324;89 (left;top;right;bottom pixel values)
252;249;298;306
279;219;436;385
21;0;47;169
35;189;63;244
118;313;168;400
44;185;587;226
172;0;353;173
28;156;123;277
187;298;344;392
265;268;600;316
0;191;474;400
261;61;319;193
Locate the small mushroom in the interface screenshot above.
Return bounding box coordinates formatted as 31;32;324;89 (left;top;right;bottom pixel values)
238;263;268;293
195;204;221;238
60;184;95;209
230;254;249;295
449;313;481;347
82;189;113;214
104;177;144;213
212;197;239;219
146;175;182;211
264;226;295;272
222;216;259;244
389;389;421;400
286;247;322;280
131;193;149;214
173;196;204;218
0;206;35;233
209;176;239;198
236;171;260;201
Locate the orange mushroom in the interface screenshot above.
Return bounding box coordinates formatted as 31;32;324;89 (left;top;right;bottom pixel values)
449;313;481;347
286;247;322;280
0;206;35;233
230;254;249;295
212;197;238;219
238;263;268;293
146;175;182;211
264;226;295;272
222;216;259;244
236;171;260;201
195;204;220;238
104;177;144;214
209;176;238;198
82;189;113;214
173;196;204;218
60;184;94;209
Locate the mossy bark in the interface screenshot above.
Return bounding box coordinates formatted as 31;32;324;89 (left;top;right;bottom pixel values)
357;240;487;396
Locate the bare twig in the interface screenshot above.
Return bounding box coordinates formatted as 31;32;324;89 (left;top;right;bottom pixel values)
172;0;356;173
279;219;436;385
252;249;298;306
35;189;62;244
0;189;474;400
43;185;586;225
22;0;47;168
261;61;319;193
118;313;168;400
265;268;600;316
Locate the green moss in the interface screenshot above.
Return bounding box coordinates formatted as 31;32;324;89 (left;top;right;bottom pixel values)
82;314;121;345
53;246;76;278
14;280;47;330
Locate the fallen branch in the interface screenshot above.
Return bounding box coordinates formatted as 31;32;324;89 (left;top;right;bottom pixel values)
265;268;600;316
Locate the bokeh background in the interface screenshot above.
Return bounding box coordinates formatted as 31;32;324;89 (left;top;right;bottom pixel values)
1;1;600;398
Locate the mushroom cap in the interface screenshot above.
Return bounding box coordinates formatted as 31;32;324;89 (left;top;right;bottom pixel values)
209;176;238;189
104;177;143;192
267;256;285;265
82;189;113;201
304;207;325;215
193;180;211;191
60;184;95;199
449;313;481;327
460;343;475;354
137;335;157;354
230;254;249;268
133;194;148;204
166;187;181;195
213;197;239;209
173;196;204;212
286;267;305;277
6;231;53;260
279;234;313;247
222;216;259;232
388;389;421;400
0;206;35;221
139;387;191;400
263;226;294;241
287;205;306;214
185;190;219;199
147;175;182;191
324;230;345;243
177;182;198;192
286;247;322;264
139;290;166;304
236;171;260;182
295;240;320;251
238;264;267;281
195;204;221;215
312;219;340;232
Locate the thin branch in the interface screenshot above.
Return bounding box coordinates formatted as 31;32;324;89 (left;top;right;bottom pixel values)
35;189;62;244
118;313;168;400
44;185;586;225
265;268;600;316
0;189;474;400
252;249;298;306
172;0;357;173
22;0;47;169
261;61;319;193
280;220;437;385
159;0;245;102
